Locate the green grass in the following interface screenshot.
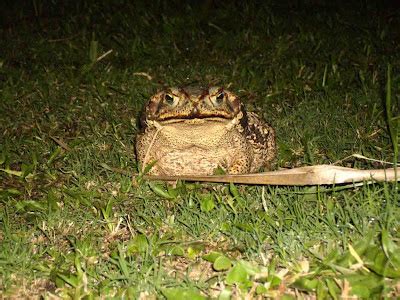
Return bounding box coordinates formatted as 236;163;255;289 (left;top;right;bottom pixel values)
1;0;400;298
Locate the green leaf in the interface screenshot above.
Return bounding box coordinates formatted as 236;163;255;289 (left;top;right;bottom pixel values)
381;229;396;258
345;273;384;298
349;285;370;298
234;222;253;232
149;183;175;199
326;279;339;300
47;189;59;212
213;166;226;175
166;185;181;198
21;163;34;178
162;288;206;300
336;236;372;267
238;260;261;276
187;246;201;259
57;273;79;288
292;277;318;291
316;280;328;299
127;234;148;254
200;193;215;212
269;274;282;288
0;168;23;177
141;160;158;175
385;63;398;161
0;188;21;197
169;246;185;256
202;251;223;263
213;255;232;271
390;251;400;273
15;200;46;212
0;151;5;165
117;245;130;278
31;151;38;167
218;288;232;300
47;147;62;165
89;38;98;63
226;263;248;285
256;284;269;295
362;241;400;278
229;182;240;198
367;250;400;278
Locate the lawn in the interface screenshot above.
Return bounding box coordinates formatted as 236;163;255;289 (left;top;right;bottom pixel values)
1;0;399;298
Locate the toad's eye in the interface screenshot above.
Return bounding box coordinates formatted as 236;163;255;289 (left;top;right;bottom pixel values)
216;92;224;104
165;94;174;104
211;92;225;106
164;94;176;105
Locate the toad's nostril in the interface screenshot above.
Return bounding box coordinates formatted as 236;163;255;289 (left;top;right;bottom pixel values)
192;107;199;115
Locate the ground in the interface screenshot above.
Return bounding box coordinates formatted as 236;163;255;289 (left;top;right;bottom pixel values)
0;0;399;298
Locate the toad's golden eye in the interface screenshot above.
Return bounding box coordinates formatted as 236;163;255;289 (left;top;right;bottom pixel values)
165;94;174;104
210;91;225;106
216;92;224;104
164;93;179;107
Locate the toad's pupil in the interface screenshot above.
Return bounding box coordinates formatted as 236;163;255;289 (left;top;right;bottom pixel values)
165;94;174;104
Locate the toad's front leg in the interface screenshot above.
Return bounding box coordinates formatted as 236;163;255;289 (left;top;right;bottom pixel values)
226;149;252;174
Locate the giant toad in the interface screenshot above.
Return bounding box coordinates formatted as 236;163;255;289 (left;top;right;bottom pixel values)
136;86;276;176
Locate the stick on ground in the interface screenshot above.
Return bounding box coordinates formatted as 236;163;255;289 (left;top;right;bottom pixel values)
144;165;399;185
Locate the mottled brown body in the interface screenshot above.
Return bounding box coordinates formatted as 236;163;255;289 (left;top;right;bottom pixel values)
136;86;276;176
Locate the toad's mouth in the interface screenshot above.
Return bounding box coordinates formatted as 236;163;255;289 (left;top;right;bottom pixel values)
153;111;236;122
157;115;232;124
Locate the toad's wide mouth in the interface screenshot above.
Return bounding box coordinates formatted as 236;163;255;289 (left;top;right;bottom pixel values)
152;114;234;124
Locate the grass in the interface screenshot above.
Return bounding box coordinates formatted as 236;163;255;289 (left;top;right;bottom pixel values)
1;0;400;298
